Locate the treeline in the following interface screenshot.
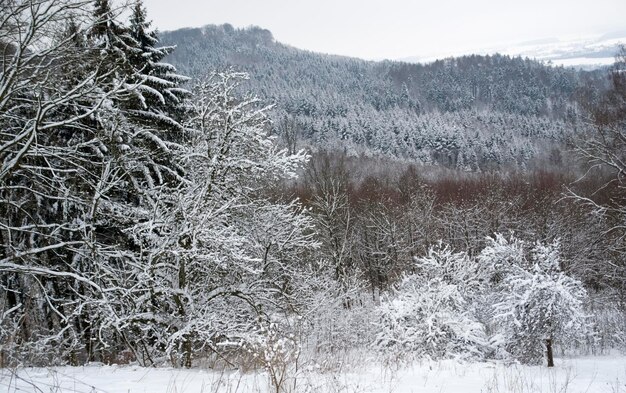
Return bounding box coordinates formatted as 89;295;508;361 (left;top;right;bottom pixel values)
274;153;626;366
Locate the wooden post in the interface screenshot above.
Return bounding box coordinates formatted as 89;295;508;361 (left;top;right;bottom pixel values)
546;338;554;367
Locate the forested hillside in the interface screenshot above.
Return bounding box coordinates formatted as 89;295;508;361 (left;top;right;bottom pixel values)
161;24;607;171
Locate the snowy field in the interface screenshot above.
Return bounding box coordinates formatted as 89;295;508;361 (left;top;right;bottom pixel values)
2;356;625;393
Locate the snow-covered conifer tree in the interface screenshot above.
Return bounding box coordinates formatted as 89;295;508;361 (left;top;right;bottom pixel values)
125;0;190;132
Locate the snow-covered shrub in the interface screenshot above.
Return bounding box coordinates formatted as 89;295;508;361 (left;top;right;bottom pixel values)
474;234;528;358
282;266;377;372
583;290;626;355
375;244;487;361
305;292;377;371
485;237;589;364
242;321;299;392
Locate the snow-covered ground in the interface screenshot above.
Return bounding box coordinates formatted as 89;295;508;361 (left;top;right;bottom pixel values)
2;356;625;393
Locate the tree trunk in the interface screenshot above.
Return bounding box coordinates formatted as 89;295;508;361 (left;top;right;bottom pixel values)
182;336;192;368
546;338;554;367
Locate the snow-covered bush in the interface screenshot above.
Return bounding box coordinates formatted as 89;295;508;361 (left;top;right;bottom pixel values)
304;290;377;371
375;244;487;361
584;295;626;354
476;234;527;286
242;321;299;392
376;236;590;365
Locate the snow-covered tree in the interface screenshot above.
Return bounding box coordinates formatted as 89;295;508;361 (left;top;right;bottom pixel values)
482;236;589;365
306;154;355;288
125;0;190;131
1;0;188;366
0;0;151;364
124;72;316;367
572;46;626;292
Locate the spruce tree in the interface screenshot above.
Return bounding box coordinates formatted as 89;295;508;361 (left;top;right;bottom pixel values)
125;0;190;132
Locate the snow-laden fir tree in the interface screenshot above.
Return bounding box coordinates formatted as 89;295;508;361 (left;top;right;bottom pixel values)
125;0;190;132
90;0;190;187
0;0;156;364
1;0;188;366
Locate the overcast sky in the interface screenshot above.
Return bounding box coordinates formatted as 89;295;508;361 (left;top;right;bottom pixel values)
143;0;626;60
